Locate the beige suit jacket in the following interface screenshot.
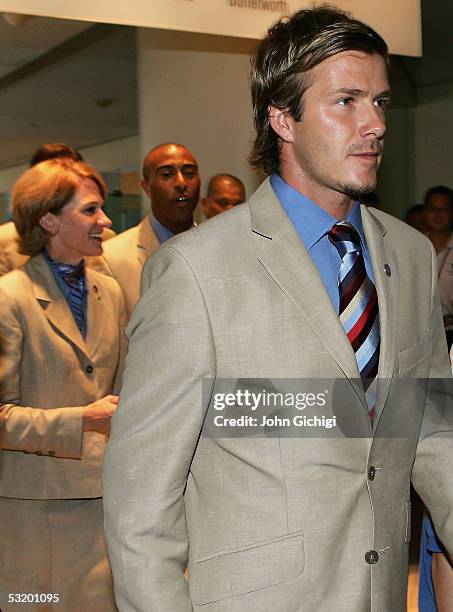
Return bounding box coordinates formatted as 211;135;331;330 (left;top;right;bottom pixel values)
91;216;160;317
104;179;453;612
0;221;29;277
0;254;127;499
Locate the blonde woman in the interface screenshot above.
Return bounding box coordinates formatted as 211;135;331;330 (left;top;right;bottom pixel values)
0;159;126;611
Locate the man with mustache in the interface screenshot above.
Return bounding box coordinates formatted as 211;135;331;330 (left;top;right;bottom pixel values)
104;7;453;611
99;143;200;315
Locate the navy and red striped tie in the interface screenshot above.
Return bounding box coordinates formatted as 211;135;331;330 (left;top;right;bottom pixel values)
328;222;380;421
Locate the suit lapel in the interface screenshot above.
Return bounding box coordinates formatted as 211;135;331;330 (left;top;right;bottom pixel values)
28;254;91;362
249;180;365;404
85;269;106;357
137;216;160;267
361;206;398;422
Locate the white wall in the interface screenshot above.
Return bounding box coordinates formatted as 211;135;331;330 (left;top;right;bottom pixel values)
414;81;453;202
138;27;262;211
0;135;140;193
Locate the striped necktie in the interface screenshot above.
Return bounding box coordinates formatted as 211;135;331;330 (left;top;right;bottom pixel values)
328;222;380;421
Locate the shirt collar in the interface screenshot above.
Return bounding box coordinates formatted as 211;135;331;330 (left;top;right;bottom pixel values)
149;214;175;245
149;213;197;245
270;173;366;251
43;248;85;279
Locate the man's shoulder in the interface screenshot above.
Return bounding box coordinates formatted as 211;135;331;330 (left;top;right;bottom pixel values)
103;223;141;255
365;206;433;253
100;223;146;275
0;221;16;244
143;204;252;284
166;204;250;257
0;261;32;301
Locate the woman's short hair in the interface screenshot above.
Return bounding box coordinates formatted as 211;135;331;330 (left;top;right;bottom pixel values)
12;158;106;257
249;7;389;176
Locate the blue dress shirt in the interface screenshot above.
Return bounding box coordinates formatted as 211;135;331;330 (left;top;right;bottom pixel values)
419;514;442;611
270;174;375;313
149;214;175;245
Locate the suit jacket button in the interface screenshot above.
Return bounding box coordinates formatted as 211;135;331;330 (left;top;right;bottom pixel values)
384;264;391;277
85;365;94;374
368;466;376;481
365;550;379;564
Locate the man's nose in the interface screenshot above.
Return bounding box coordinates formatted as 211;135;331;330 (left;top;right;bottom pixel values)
359;103;386;140
175;171;188;190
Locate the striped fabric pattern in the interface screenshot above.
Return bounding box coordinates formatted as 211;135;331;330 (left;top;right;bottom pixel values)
62;270;85;334
328;222;380;421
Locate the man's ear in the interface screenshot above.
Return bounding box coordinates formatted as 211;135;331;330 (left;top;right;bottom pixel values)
39;212;59;234
141;178;151;198
268;106;296;143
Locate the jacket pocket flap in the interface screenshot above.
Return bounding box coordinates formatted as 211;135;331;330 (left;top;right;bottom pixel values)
191;531;304;605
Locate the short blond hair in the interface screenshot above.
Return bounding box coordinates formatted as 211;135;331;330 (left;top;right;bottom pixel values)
12;158;106;256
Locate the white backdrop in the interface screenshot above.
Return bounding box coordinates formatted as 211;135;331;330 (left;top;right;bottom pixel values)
0;0;422;56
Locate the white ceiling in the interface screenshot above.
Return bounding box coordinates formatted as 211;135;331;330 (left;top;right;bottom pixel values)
0;15;137;169
0;0;451;170
0;16;90;78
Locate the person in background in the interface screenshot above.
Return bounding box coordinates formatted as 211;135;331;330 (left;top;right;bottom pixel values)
405;203;428;234
96;142;200;316
201;173;246;219
418;184;453;612
0;143;84;277
0;158;126;611
423;185;453;348
419;516;453;611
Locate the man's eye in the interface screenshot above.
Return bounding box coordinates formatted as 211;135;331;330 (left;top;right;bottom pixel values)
337;97;353;106
160;172;173;179
375;97;390;109
83;206;97;215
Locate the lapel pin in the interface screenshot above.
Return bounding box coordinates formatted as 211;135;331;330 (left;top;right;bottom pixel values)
384;264;391;277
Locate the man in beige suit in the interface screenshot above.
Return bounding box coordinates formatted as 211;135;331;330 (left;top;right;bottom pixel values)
97;143;200;315
103;8;453;611
0;221;28;276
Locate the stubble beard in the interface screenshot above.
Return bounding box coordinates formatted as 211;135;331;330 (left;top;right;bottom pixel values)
337;177;378;202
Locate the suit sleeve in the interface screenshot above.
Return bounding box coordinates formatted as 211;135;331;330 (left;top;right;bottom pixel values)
103;245;215;612
0;287;85;458
412;241;453;559
112;291;128;395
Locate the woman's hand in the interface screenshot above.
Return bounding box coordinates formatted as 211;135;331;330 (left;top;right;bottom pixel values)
82;395;119;436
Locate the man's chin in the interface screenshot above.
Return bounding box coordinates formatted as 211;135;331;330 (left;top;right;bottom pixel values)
338;180;377;201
